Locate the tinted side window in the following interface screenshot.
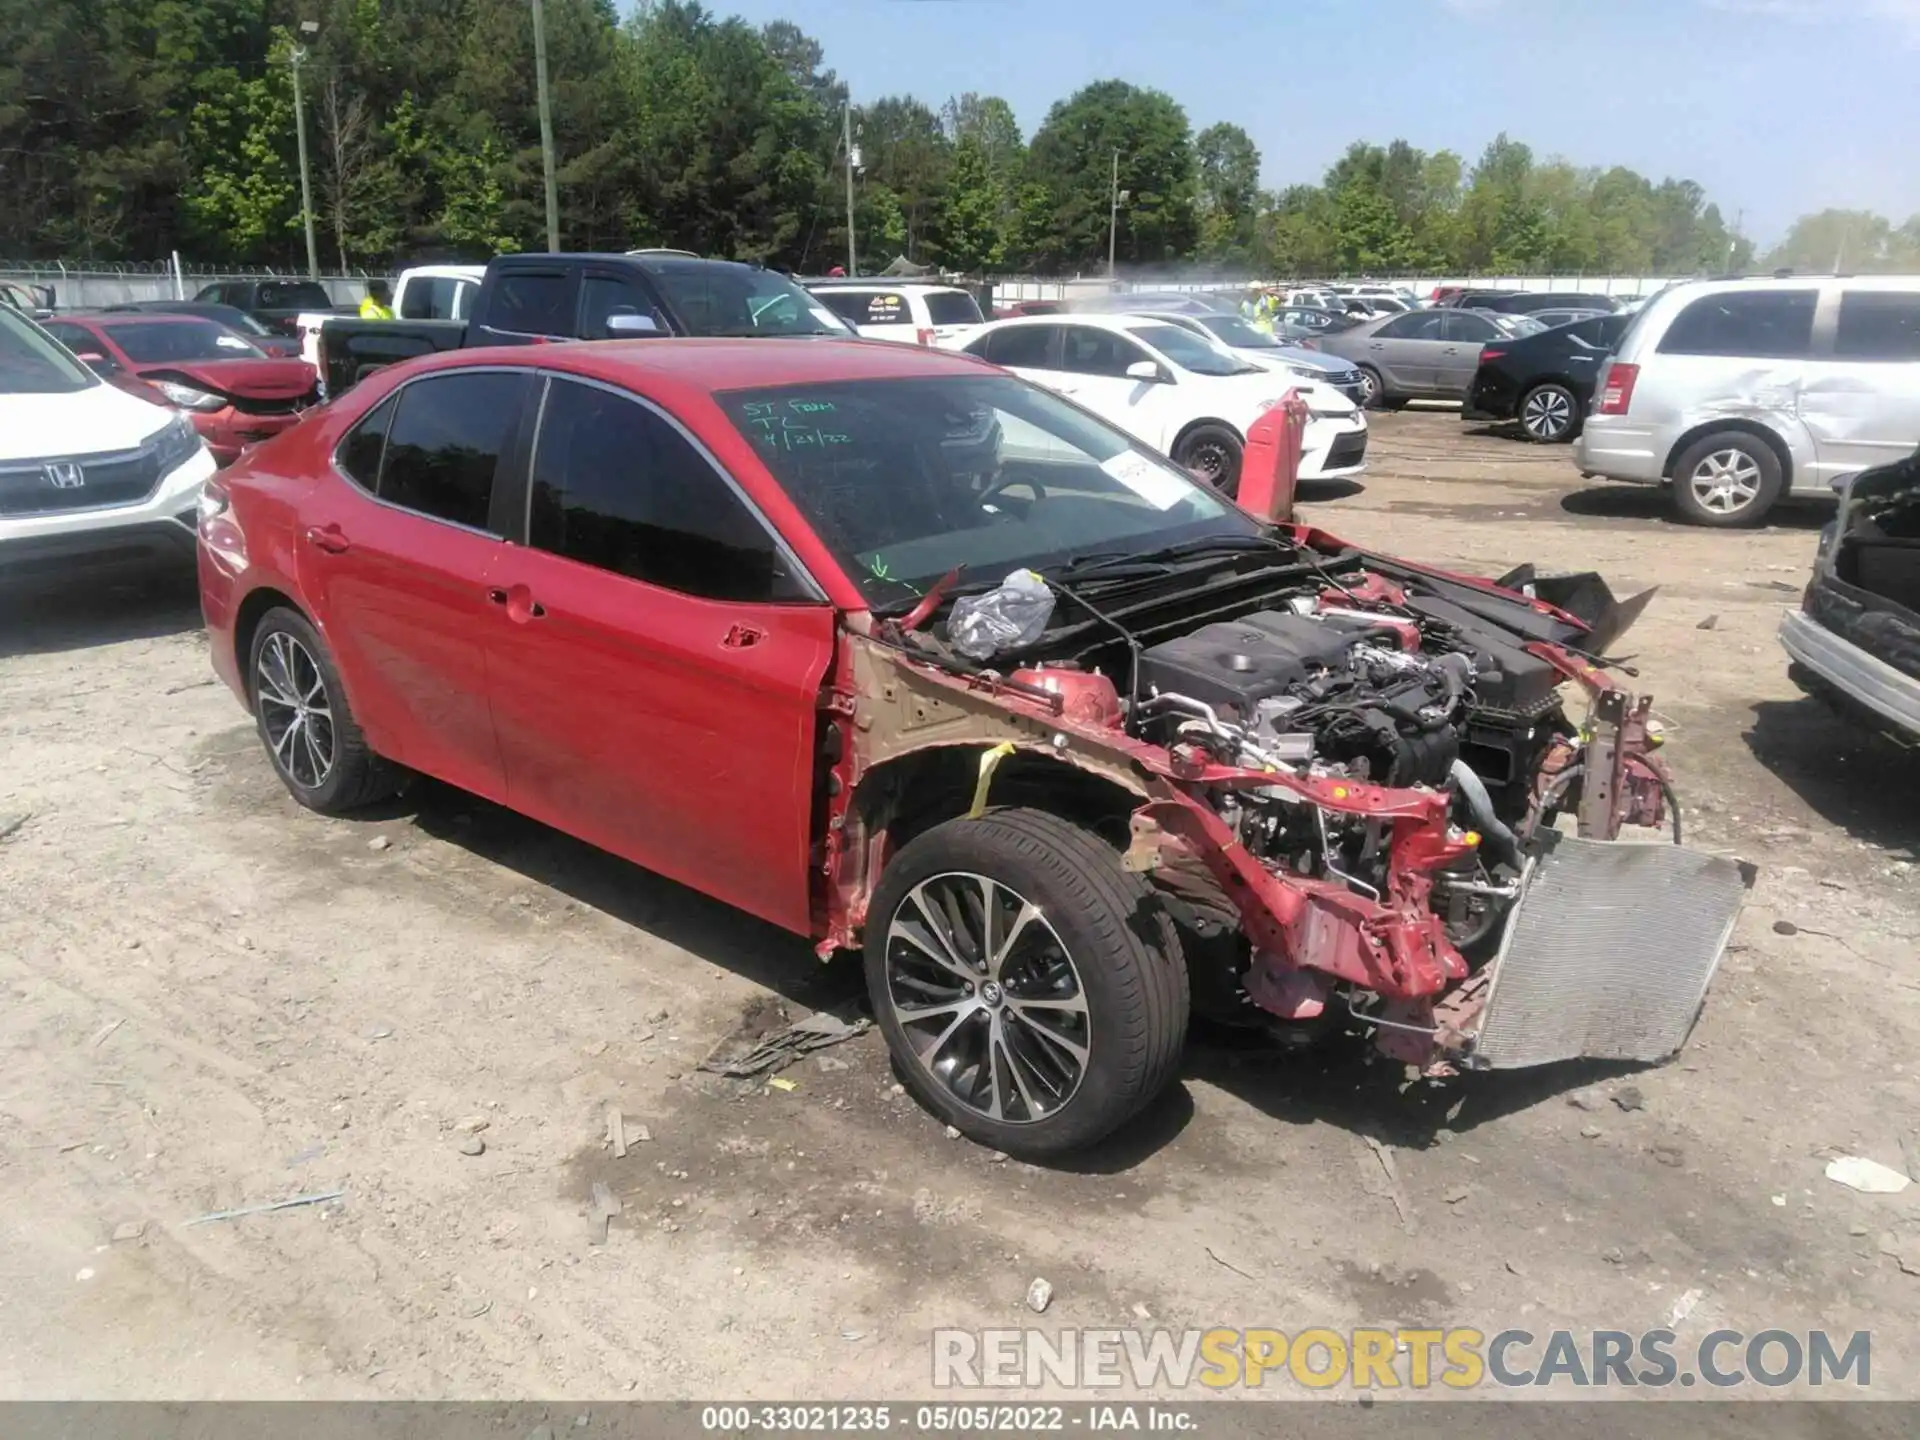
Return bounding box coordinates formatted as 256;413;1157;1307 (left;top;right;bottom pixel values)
813;291;875;326
337;394;397;489
579;275;665;340
43;322;97;353
529;379;801;602
488;271;575;335
1659;290;1817;359
379;372;528;530
1060;326;1149;377
1380;312;1444;340
924;290;985;325
1834;291;1920;361
983;325;1058;368
1443;311;1502;342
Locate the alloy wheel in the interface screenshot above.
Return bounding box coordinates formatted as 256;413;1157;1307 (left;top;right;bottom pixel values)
883;872;1090;1125
1356;370;1379;406
1688;448;1763;515
256;630;336;790
1521;387;1573;440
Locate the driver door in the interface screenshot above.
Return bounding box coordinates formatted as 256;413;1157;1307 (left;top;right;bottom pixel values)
481;374;836;936
1055;324;1175;450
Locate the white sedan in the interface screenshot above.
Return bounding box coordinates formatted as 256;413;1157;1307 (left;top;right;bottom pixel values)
949;313;1366;495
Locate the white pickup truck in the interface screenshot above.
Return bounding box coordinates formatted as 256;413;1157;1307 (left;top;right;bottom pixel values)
296;264;485;380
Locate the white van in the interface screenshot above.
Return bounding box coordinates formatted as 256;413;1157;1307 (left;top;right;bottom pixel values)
0;306;215;583
805;281;986;347
1575;276;1920;526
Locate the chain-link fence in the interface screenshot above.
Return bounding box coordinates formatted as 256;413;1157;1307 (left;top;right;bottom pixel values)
0;260;372;310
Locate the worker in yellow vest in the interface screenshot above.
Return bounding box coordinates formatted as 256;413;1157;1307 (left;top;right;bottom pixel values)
359;280;395;319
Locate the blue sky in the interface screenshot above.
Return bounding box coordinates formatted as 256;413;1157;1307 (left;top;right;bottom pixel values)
714;0;1920;247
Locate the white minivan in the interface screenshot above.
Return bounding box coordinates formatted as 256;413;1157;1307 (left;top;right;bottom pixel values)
1575;276;1920;526
0;306;215;584
805;281;986;348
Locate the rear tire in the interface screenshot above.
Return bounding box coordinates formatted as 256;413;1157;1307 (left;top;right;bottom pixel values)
1671;432;1784;527
864;807;1189;1157
1173;423;1244;498
248;606;397;814
1518;382;1579;443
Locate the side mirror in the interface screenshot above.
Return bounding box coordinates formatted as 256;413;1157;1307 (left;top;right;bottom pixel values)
606;313;661;337
76;351;116;373
1125;359;1166;383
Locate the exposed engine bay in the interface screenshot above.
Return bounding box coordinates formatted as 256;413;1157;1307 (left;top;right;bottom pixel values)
858;526;1751;1075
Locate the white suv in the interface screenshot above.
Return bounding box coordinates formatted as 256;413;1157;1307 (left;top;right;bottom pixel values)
805;280;986;347
1;307;215;586
1575;276;1920;526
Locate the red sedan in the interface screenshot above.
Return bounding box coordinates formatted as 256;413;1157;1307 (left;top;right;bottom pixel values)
44;313;319;466
197;339;1740;1155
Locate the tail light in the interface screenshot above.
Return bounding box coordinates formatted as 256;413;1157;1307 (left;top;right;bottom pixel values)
1480;348;1507;364
1596;362;1639;415
916;327;935;347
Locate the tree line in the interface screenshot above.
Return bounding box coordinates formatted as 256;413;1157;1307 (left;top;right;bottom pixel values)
2;0;1911;278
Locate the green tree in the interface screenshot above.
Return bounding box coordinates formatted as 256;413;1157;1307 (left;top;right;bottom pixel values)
1026;80;1197;271
855;96;949;262
933;135;1002;274
1764;208;1896;272
1193;121;1260;264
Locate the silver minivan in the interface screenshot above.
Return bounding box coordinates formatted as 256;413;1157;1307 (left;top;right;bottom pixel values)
1575;276;1920;526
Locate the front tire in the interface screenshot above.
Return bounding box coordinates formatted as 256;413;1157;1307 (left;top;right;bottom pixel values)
1518;382;1579;442
1173;423;1244;497
1671;432;1784;527
864;808;1189;1157
1354;365;1386;409
248;606;396;814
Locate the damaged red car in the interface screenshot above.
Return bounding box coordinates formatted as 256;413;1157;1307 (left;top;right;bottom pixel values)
198;340;1750;1155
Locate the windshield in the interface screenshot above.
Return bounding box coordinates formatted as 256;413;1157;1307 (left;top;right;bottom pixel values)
650;263;851;337
1195;314;1281;350
212;306;274;336
1127;323;1256;377
718;374;1250;606
1497;315;1548;337
0;308;96;394
106;320;264;362
258;282;334;310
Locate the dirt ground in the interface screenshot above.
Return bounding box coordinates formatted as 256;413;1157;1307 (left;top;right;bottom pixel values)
2;409;1917;1402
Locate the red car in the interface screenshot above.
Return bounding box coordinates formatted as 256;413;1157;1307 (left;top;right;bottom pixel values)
44;313;319;466
198;340;1745;1155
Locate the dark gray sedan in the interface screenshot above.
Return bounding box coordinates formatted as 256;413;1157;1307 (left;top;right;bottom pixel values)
1315;307;1509;408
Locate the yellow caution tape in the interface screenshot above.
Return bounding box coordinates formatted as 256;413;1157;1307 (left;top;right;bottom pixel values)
968;742;1018;820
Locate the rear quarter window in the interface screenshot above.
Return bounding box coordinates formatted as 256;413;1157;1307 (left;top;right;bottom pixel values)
1658;289;1817;359
923;290;984;326
1834;291;1920;361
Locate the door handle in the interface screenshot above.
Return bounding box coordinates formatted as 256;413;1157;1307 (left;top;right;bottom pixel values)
487;586;545;621
721;623;765;649
304;524;350;554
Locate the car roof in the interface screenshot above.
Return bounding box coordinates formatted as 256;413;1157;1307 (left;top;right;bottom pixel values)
72;311;221;326
431;336;1000;391
983;312;1191;334
806;280;970;293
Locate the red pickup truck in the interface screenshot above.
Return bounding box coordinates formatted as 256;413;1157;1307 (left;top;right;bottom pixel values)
196;338;1748;1155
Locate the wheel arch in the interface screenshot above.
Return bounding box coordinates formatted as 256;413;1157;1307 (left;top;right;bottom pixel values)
232;585;309;697
1662;418;1793;486
1170;416;1245;457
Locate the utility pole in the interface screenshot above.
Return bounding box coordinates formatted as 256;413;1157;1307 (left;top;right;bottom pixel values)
1729;207;1743;271
1108;149;1120;279
530;0;561;252
844;100;858;276
290;24;320;279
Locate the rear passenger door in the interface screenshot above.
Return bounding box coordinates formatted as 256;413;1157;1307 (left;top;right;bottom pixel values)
1803;288;1920;484
296;369;531;800
473;266;578;345
1437;310;1504;396
1653;288;1820;481
1366;311;1447;393
481;375;837;935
